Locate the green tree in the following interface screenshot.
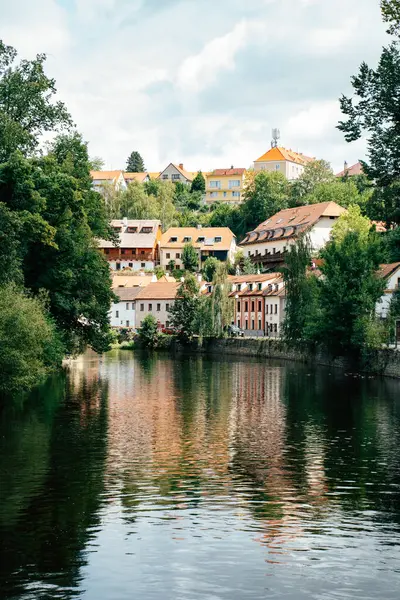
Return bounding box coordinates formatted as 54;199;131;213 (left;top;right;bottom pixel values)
203;256;219;282
242;256;256;275
365;183;400;227
209;203;244;239
155;181;177;230
209;263;234;337
126;151;145;173
119;181;158;220
138;314;159;348
0;285;63;395
283;235;320;347
384;226;400;261
168;259;176;271
337;7;400;224
241;171;290;231
191;171;206;194
0;40;72;162
182;243;199;272
89;156;104;170
300;180;371;210
318;231;385;357
154;266;166;280
291;160;335;205
169;274;201;342
331;204;372;244
381;0;400;34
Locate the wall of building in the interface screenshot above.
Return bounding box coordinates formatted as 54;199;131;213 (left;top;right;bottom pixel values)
110;301;136;328
160;164;190;184
160;248;188;270
205;175;245;204
110;259;155;271
254;160;305;180
136;299;175;329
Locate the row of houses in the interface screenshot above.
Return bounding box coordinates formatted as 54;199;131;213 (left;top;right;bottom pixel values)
110;264;400;337
91;146;361;206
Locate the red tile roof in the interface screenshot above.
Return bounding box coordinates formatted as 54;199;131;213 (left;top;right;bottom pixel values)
211;168;246;176
378;263;400;280
336;162;363;177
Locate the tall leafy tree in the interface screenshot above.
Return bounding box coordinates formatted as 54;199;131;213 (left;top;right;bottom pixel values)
241;171;290;232
203;257;219;282
126;151;145;173
182;243;199;272
290;160;335;205
190;171;206;194
381;0;400;34
169;274;201;343
0;40;72;162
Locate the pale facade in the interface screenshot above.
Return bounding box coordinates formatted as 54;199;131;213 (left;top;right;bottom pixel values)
158;163;197;185
376;264;400;319
205;168;246;204
90;171;127;195
135;282;180;329
110;288;142;328
253;147;314;181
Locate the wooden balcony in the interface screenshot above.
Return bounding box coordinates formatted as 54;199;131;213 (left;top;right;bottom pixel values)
249;250;287;266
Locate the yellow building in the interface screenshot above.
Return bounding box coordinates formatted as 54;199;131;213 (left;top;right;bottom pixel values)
254;147;314;181
205;168;247;205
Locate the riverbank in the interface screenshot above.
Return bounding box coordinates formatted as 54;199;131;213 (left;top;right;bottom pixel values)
167;337;400;379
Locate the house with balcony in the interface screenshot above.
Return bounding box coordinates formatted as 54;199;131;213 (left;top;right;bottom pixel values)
97;219;162;271
160;227;236;271
253;147;315;181
205;168;246;204
228;274;286;337
376;263;400;319
239;202;345;270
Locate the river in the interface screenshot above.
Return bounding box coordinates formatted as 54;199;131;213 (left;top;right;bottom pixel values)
1;351;400;599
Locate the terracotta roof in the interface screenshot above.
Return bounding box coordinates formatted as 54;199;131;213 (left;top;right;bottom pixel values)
336;162;363;177
98;219;161;249
114;287;143;302
161;227;235;250
124;172;149;183
240;202;345;246
90;170;123;181
148;172;161;179
228;274;278;284
254;147;315;166
378;263;400;280
211;168;246;176
112;274;156;289
136;282;180;300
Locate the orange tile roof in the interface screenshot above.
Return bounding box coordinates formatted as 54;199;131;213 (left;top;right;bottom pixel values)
148;172;161;179
254;146;315;166
211;168;246;176
114;287;143;301
161;227;235;250
112;274;156;289
336;162;363;177
136;282;180;300
240;202;345;246
228;274;278;284
124;172;149;183
378;263;400;280
90;170;123;180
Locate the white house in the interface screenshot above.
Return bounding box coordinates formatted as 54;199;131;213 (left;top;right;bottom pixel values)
239;202;345;269
376;263;400;319
90;170;127;195
110;287;143;328
135;281;180;329
158;163;197;185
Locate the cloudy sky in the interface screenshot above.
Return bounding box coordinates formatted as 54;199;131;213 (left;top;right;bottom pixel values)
0;0;389;173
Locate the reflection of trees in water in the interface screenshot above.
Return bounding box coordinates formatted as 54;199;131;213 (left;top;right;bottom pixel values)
0;365;109;600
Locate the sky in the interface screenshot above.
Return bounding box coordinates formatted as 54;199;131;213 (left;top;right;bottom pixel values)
0;0;390;173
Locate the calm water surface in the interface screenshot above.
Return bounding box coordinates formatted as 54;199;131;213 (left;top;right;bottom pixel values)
1;352;400;599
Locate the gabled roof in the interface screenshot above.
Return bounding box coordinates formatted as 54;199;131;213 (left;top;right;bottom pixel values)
114;287;143;302
378;263;400;280
136;282;180;300
158;163;196;182
228;274;278;284
240;202;345;246
254;147;315;166
336;162;363;178
161;227;235;250
210;168;246;176
90;170;124;181
98;219;161;249
124;172;149;183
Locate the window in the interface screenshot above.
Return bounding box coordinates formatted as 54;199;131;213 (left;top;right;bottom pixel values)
272;248;276;254
116;263;121;271
176;253;180;259
198;237;205;243
275;164;280;170
149;304;153;311
127;226;137;233
251;301;255;312
237;284;242;292
232;192;240;198
141;263;145;268
245;301;248;312
126;303;129;310
275;304;278;314
141;227;153;233
166;303;170;312
166;253;171;259
258;283;262;291
183;236;192;243
214;236;222;243
258;319;261;330
141;250;145;255
274;324;278;333
251;320;255;330
209;192;218;198
398;277;400;288
140;304;144;311
258;301;262;312
245;320;248;330
266;305;269;314
172;174;180;180
105;249;110;254
209;180;221;188
170;236;178;242
223;192;227;197
237;301;240;312
162;174;168;180
229;180;240;188
128;262;133;268
116;310;119;318
132;249;136;255
249;284;253;291
126;320;130;327
157;303;161;312
237;319;241;328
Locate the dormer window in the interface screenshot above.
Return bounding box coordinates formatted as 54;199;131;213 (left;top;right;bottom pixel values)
214;236;222;243
197;236;205;243
207;285;212;294
170;236;178;242
141;227;153;233
275;284;279;291
249;284;253;291
183;236;192;243
127;226;137;233
258;283;262;291
237;284;242;292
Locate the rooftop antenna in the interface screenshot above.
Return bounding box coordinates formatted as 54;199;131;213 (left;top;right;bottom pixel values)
271;128;280;149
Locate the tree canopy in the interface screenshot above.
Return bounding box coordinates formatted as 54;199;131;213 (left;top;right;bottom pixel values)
191;171;206;194
126;151;145;173
242;171;290;232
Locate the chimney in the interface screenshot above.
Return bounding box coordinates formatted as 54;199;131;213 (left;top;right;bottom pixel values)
197;224;202;229
122;217;128;227
231;165;234;169
179;163;184;170
344;160;348;173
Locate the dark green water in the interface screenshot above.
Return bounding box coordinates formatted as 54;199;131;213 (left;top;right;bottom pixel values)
1;352;400;600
